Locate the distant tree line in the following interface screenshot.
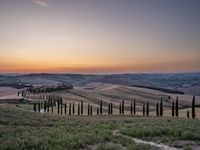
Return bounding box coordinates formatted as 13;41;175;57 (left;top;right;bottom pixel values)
26;84;73;94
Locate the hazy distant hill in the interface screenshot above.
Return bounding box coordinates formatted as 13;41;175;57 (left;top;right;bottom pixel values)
0;72;200;95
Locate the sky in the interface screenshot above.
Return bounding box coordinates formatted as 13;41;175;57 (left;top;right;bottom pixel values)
0;0;200;73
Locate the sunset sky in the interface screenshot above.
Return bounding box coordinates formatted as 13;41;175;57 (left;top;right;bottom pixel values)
0;0;200;73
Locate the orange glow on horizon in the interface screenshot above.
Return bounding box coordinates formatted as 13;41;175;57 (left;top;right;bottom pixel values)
1;1;200;73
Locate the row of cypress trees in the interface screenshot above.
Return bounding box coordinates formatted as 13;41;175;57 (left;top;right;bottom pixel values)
33;96;196;118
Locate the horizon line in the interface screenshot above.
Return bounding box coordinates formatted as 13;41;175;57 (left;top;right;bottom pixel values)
0;71;200;76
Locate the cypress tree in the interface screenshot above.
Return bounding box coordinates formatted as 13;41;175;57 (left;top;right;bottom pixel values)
88;104;90;116
143;104;145;116
33;103;36;112
47;101;49;113
100;100;102;115
160;99;163;117
38;102;40;112
78;103;80;115
69;103;71;115
57;100;60;114
72;102;75;115
146;101;149;116
119;102;121;114
134;99;136;114
156;102;159;116
64;103;67;115
172;101;174;117
176;97;179;117
130;102;133;114
187;110;190;119
122;100;124;114
111;102;113;115
97;108;99;115
81;100;83;115
192;96;195;119
108;103;110;115
61;103;62;115
90;105;92;116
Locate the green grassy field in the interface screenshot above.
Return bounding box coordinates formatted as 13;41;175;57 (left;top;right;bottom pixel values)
1;104;200;150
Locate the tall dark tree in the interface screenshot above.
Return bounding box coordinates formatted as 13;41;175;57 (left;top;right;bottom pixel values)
156;102;159;116
100;101;102;115
143;104;145;116
122;100;124;114
44;101;46;112
111;102;113;115
175;97;179;117
60;103;62;115
38;102;40;112
119;102;122;115
130;102;133;115
72;102;75;115
64;103;67;115
160;99;163;117
81;100;83;115
108;103;110;115
78;103;80;115
187;110;190;119
146;101;149;116
90;105;92;116
69;103;71;115
192;96;196;119
134;99;136;114
33;103;36;112
57;100;60;114
47;101;49;113
172;101;174;117
88;104;90;116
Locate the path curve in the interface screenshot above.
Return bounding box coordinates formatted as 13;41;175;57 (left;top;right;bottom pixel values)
113;130;183;150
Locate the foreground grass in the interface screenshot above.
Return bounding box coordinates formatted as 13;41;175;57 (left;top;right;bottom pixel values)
0;104;200;150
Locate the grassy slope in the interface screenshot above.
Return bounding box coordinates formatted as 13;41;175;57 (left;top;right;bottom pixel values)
1;104;200;150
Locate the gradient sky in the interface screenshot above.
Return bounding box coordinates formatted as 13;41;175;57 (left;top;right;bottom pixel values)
0;0;200;73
